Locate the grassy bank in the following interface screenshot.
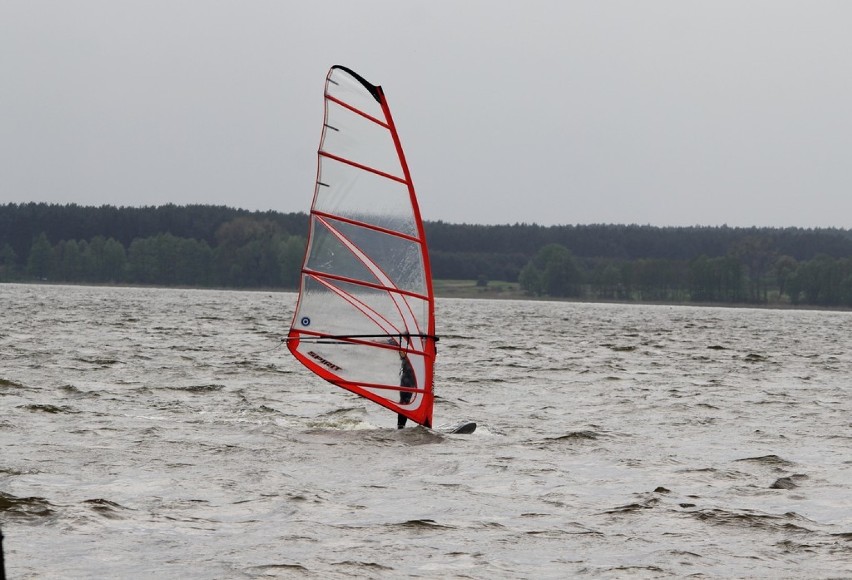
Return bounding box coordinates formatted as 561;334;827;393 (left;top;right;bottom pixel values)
432;279;526;300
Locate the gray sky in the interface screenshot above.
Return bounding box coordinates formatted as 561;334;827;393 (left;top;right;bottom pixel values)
2;1;851;228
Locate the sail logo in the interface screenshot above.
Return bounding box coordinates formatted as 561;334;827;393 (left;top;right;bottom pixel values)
307;351;342;372
300;316;311;326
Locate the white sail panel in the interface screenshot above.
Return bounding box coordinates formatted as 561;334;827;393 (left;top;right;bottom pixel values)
325;67;385;125
322;99;403;181
314;157;417;237
307;217;426;296
296;277;428;341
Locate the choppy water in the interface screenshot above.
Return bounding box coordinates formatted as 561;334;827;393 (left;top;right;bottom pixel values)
2;283;851;578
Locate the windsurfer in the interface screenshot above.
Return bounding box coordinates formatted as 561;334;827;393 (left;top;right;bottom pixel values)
397;350;415;428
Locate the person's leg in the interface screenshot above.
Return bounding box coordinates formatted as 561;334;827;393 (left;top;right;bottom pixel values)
397;390;413;428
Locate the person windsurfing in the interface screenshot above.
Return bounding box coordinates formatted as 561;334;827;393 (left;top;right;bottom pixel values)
398;349;415;428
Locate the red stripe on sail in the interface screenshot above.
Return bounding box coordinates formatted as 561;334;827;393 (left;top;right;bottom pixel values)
319;151;407;185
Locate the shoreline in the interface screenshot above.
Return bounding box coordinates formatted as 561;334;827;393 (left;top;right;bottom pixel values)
4;280;851;313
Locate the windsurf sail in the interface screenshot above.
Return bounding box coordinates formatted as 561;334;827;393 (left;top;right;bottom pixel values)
287;65;436;428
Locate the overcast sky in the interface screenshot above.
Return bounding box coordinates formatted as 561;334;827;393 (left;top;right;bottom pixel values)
2;1;851;228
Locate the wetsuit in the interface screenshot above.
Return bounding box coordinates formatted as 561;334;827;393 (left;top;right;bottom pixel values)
398;355;415;428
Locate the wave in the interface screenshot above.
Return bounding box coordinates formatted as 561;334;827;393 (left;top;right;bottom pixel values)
0;492;55;520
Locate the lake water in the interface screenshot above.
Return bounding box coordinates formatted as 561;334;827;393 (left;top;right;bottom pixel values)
1;283;851;578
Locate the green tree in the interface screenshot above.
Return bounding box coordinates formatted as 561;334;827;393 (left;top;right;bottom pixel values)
77;240;95;280
589;261;623;300
519;244;582;297
86;236;108;279
26;232;55;279
518;262;544;296
0;242;17;281
631;259;687;301
127;238;158;283
689;255;744;302
215;217;282;286
790;255;846;306
773;255;798;302
58;239;84;281
277;235;306;288
101;238;127;282
730;235;775;303
174;237;214;286
689;255;713;301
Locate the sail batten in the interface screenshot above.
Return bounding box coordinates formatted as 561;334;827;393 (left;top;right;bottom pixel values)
288;65;436;428
312;209;422;244
319;150;407;184
324;93;389;128
303;270;430;301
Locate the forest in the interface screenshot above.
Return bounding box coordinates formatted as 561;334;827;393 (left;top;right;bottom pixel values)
3;202;852;307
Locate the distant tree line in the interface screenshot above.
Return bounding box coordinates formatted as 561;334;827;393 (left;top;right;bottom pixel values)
516;240;852;307
3;203;852;307
3;204;306;288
